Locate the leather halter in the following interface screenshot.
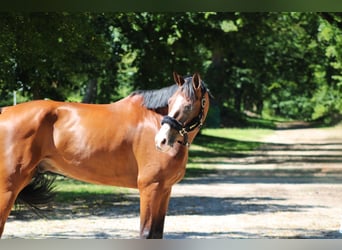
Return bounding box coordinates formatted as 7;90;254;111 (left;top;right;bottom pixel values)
161;86;207;147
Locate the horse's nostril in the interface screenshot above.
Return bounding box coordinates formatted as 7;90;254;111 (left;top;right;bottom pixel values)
161;138;167;145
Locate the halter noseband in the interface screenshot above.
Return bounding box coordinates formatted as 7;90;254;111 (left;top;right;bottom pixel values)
161;87;207;147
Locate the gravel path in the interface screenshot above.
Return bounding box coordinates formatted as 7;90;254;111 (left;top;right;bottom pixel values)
3;124;342;239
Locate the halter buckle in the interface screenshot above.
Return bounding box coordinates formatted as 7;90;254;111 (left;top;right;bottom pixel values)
201;96;206;108
179;128;188;137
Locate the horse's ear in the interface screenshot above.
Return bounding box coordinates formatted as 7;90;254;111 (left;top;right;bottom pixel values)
173;72;185;86
192;73;201;90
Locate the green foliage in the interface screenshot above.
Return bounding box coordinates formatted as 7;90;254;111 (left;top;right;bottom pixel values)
311;84;342;122
0;12;340;124
310;15;342;122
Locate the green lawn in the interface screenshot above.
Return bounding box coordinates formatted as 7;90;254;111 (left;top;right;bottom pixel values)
190;128;272;158
185;128;273;178
53;177;130;203
202;128;273;141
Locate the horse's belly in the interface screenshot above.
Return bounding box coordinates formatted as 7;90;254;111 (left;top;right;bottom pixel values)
39;155;139;189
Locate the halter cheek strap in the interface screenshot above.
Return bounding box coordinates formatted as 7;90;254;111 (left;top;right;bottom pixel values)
161;87;206;147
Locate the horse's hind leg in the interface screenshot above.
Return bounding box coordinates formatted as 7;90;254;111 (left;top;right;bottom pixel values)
0;181;16;237
0;169;33;237
0;186;16;237
139;183;172;239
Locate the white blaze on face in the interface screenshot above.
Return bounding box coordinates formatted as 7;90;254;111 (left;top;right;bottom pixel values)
155;123;172;152
155;95;185;152
167;95;185;118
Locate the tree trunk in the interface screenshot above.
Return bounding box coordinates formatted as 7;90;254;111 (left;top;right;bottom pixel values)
234;87;243;112
82;78;98;103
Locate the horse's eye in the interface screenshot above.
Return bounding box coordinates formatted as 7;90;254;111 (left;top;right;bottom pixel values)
184;105;192;112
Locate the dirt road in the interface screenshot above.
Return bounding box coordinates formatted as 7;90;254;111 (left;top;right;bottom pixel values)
3;124;342;239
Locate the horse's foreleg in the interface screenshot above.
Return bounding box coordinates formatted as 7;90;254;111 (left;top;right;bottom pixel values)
139;183;172;239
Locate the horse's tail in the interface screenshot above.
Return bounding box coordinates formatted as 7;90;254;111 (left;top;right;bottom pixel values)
16;173;56;213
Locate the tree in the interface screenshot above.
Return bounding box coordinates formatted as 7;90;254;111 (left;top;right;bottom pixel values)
0;12;340;124
0;13;117;103
311;13;342;122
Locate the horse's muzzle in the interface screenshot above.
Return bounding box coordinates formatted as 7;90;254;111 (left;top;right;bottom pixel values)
155;124;175;152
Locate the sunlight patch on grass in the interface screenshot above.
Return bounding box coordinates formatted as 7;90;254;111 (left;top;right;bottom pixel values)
201;128;273;142
190;128;273;155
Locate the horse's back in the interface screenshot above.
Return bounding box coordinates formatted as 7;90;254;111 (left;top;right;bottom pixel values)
0;99;56;115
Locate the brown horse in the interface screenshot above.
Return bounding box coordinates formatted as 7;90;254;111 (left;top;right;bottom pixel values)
0;72;210;239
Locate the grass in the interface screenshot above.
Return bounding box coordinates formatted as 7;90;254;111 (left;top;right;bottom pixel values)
185;128;274;178
202;128;272;142
190;128;273;157
53;177;130;203
245;116;278;129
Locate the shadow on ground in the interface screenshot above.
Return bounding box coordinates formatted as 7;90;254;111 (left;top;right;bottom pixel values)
9;125;342;239
165;229;342;239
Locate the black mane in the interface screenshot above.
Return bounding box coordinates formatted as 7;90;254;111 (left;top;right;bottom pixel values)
131;76;207;110
131;84;178;110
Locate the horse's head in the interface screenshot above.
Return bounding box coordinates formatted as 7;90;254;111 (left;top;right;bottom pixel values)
155;72;210;152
